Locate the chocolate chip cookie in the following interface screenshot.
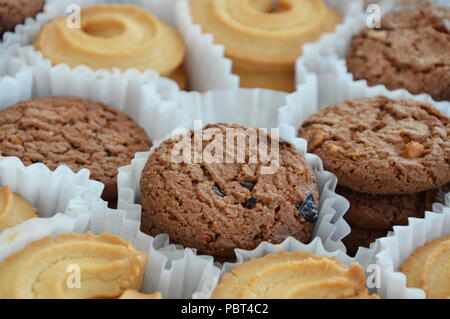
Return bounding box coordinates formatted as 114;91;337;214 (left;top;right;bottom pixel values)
0;97;152;202
299;97;450;195
0;0;44;37
346;5;450;101
140;123;320;261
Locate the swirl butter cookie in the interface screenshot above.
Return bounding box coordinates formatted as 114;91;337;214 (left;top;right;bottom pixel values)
35;4;187;89
0;232;147;299
346;5;450;101
190;0;341;92
0;97;152;202
118;290;162;299
212;251;380;299
400;235;450;299
0;186;37;233
140;124;320;261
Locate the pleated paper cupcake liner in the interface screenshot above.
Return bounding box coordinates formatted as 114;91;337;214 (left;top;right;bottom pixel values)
297;0;450;109
0;55;33;110
0;0;185;94
0;199;221;299
175;0;365;92
117;88;352;266
194;236;381;299
375;203;450;299
279;69;450;260
0;156;103;232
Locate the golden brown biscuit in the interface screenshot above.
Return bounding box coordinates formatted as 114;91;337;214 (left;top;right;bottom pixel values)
35;4;186;89
118;290;162;299
0;186;37;233
190;0;341;92
212;251;379;299
0;232;147;299
400;235;450;299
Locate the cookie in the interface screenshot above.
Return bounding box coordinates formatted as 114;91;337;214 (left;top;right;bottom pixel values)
35;5;187;89
0;232;147;299
338;186;427;231
140;123;320;261
400;235;450;299
346;5;450;101
0;0;44;37
299;97;450;195
342;226;388;256
118;290;162;299
211;251;379;299
190;0;341;92
0;186;37;233
0;97;152;202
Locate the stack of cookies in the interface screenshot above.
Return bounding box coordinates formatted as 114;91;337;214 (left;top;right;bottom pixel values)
300;97;450;255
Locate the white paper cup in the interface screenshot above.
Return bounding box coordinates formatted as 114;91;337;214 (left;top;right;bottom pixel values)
0;156;103;235
375;203;450;299
0;55;33;110
118;88;353;267
0;198;221;299
196;236;379;299
297;0;450;108
175;0;365;92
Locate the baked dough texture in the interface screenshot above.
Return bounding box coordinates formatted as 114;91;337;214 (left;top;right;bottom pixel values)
212;251;379;299
190;0;341;92
0;232;147;299
140;123;319;261
118;290;162;299
400;235;450;299
35;4;186;89
346;5;450;101
300;97;450;195
0;0;44;37
0;186;37;233
0;97;152;202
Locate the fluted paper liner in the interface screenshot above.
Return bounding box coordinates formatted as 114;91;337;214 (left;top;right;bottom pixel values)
297;0;450;110
376;203;450;299
0;55;33;110
118;88;352;269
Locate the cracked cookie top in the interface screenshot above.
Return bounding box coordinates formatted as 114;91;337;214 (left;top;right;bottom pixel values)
299;97;450;195
140;123;319;261
0;97;152;202
346;5;450;101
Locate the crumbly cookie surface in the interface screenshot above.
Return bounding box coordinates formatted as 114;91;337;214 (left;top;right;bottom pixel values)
346;5;450;101
300;97;450;195
140;123;319;260
0;97;152;201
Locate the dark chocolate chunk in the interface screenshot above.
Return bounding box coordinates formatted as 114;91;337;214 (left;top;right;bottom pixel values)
297;194;319;223
31;159;43;164
212;185;225;197
104;150;112;157
244;196;257;209
240;181;256;191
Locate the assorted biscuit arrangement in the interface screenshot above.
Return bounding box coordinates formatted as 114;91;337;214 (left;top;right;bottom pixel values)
0;0;449;300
